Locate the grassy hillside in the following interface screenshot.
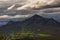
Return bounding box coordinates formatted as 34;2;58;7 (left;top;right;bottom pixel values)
0;30;60;40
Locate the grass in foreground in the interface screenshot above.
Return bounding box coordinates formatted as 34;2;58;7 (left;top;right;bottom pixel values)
0;31;60;40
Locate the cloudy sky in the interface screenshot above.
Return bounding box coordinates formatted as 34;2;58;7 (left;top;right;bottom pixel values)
0;0;9;1
0;0;25;2
0;0;19;1
0;0;22;4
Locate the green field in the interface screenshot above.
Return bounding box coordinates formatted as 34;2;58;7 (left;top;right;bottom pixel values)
0;31;60;40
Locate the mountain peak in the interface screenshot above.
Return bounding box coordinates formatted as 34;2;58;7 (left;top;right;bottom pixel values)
33;14;40;16
32;14;42;17
31;14;44;19
23;14;45;25
46;18;58;25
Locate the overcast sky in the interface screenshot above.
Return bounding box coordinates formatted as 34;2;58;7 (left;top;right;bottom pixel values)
0;0;8;1
0;0;21;2
0;0;27;5
0;0;16;1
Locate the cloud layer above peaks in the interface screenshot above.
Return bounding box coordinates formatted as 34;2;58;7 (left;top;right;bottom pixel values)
16;0;60;10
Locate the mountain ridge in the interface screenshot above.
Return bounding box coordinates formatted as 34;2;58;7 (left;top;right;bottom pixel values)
0;14;60;34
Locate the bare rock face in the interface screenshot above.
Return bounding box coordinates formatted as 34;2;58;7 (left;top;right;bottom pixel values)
16;0;60;10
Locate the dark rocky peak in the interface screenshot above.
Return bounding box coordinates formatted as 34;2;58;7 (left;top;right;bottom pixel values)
22;14;48;26
46;18;59;25
24;14;44;21
32;14;43;18
23;14;45;23
48;18;56;21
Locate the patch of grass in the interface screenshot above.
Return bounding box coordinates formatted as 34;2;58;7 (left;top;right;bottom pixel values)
38;33;51;37
0;31;60;40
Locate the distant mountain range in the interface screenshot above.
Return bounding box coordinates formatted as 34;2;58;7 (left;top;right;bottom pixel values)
0;14;60;34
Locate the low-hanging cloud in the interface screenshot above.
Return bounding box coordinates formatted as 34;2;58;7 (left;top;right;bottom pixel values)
0;15;31;18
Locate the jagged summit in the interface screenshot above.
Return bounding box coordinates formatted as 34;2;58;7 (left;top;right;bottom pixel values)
30;14;44;20
24;14;44;20
32;14;43;18
46;18;59;25
23;14;45;24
